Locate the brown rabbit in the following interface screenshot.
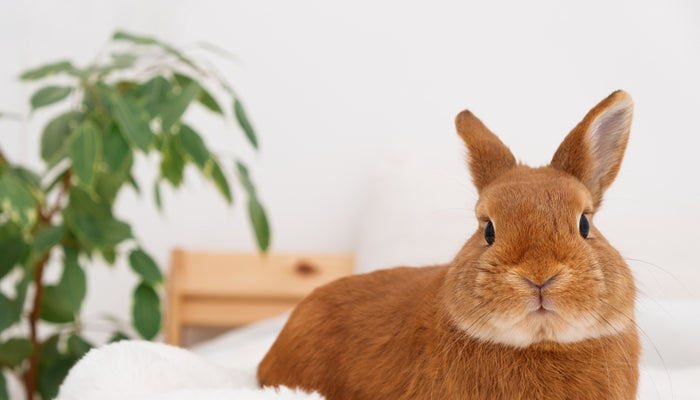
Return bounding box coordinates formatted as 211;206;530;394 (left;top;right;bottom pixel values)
258;91;640;399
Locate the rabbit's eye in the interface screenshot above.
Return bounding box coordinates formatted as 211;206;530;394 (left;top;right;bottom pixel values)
579;215;590;239
484;221;495;245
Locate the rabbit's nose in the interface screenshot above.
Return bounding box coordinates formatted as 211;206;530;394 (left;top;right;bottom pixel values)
523;275;558;313
522;275;558;290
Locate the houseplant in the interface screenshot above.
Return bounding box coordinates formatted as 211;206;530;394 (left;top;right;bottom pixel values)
0;31;270;399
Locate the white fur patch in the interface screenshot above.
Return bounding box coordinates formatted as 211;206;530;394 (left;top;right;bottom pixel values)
456;306;632;348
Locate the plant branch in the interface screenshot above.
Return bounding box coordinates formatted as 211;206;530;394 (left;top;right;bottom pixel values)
22;252;49;400
45;171;72;221
23;169;72;400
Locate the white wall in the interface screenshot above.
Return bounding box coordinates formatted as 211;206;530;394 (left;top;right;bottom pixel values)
1;0;698;342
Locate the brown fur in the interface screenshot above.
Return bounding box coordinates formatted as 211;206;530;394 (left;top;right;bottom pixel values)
258;91;640;399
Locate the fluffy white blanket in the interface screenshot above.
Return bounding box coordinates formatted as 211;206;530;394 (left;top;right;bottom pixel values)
55;341;323;400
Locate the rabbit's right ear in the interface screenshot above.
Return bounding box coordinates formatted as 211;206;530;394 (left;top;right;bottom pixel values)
455;110;516;192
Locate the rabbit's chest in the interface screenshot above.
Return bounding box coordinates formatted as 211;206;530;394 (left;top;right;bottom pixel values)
419;336;639;400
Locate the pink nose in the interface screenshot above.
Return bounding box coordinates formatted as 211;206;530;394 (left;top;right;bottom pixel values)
522;275;558;312
522;275;557;290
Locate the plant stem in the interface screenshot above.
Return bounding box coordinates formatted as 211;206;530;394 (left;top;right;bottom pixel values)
22;254;48;400
21;170;72;400
46;171;72;219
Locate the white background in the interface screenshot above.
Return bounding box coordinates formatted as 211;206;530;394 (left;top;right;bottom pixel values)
1;0;698;342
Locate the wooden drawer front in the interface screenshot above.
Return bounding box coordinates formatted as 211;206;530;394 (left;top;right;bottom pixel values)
166;250;354;345
180;296;298;326
173;251;354;298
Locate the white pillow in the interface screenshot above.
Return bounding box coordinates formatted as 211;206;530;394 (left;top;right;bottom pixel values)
354;139;475;274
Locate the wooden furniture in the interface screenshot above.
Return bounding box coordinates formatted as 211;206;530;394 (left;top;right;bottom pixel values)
165;249;354;346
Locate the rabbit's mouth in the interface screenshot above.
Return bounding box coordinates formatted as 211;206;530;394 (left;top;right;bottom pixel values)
449;298;632;348
533;306;553;315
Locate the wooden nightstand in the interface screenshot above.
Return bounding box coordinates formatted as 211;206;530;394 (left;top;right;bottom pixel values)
165;249;354;346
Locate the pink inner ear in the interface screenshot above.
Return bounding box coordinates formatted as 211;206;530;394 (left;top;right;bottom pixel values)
587;103;633;187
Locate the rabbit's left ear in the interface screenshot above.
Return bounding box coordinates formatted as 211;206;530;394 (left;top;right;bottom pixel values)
550;91;633;209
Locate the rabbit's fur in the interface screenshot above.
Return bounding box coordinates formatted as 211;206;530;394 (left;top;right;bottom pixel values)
258;91;640;399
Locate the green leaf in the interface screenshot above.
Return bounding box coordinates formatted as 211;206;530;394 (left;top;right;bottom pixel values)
0;235;24;279
30;86;72;110
0;367;8;400
172;72;193;87
248;197;271;252
71;215;132;248
20;60;74;81
94;171;128;205
234;159;269;253
108;331;130;343
161;82;200;133
40;286;75;323
110;53;138;69
127;173;141;194
58;247;86;312
112;31;202;73
178;124;209;168
197;87;223;114
66;187;111;221
102;219;133;246
140;76;172;118
10;166;41;189
0;172;37;229
101;248;117;265
8;274;30;326
69;121;101;189
37;335;74;400
205;158;232;204
133;283;161;340
0;293;11;332
103;123;131;172
153;180;163;211
33;225;65;254
159;135;186;187
235;161;255;195
85;83;114;114
0;338;33;367
234;99;258;149
113;31;160;46
174;73;222;114
41;111;83;167
110;92;155;152
4;168;44;208
67;334;93;358
129;249;163;284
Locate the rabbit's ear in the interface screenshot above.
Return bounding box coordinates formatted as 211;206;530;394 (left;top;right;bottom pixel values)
456;110;516;192
550;91;633;209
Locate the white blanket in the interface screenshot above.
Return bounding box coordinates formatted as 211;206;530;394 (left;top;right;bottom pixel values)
56;340;322;400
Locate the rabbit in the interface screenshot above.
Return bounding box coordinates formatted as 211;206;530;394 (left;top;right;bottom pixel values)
258;90;640;400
